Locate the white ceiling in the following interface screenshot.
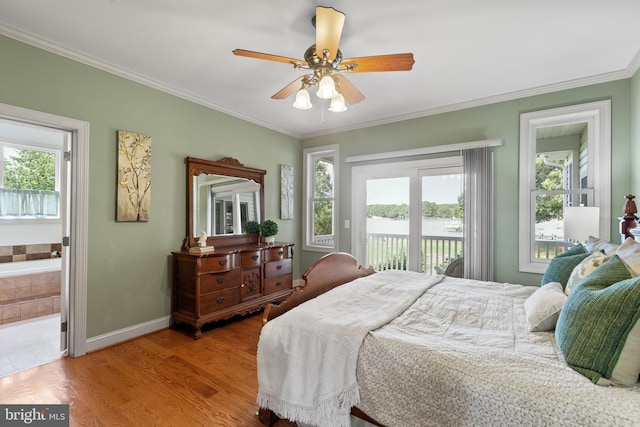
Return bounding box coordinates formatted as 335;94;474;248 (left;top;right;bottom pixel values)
0;1;639;139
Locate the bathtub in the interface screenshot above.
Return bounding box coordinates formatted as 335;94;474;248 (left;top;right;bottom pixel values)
0;258;62;278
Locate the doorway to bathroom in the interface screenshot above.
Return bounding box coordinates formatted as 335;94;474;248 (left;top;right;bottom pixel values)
0;119;70;376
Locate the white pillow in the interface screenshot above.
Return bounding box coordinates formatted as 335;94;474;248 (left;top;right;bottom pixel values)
524;282;567;332
585;235;618;255
565;251;610;295
613;237;640;276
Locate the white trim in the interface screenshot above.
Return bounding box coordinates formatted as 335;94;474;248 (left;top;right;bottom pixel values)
85;316;171;353
518;100;611;274
2;24;636;140
345;138;502;164
0;102;89;357
303;144;339;252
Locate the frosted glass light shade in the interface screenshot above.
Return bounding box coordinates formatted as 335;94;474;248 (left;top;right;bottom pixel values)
328;93;347;112
316;76;337;99
563;206;600;243
293;88;312;110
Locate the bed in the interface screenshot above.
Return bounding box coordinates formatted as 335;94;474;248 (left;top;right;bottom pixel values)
256;247;640;427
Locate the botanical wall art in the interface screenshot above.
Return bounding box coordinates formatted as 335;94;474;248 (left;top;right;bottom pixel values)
117;130;151;222
280;164;294;220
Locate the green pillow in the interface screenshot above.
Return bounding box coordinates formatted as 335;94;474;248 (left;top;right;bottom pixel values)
555;255;640;386
557;243;587;258
541;250;590;288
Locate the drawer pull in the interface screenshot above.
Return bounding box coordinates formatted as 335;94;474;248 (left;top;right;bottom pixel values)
216;296;225;304
275;281;282;287
276;265;283;270
218;259;227;266
278;250;284;256
216;276;225;284
252;255;259;260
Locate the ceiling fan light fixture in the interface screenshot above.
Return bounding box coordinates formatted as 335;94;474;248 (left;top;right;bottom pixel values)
328;92;347;113
293;87;312;110
316;75;337;99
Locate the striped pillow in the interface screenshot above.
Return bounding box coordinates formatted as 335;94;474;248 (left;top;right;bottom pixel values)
555;255;640;386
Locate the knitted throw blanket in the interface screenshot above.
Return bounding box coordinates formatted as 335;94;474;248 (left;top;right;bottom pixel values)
257;270;444;427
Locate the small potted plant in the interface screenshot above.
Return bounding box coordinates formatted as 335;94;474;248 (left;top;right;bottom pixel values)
259;219;279;245
242;220;260;234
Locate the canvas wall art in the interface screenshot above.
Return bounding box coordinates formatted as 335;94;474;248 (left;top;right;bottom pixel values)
280;164;294;220
117;130;151;222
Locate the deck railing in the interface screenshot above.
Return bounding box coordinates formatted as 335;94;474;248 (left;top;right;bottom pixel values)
366;233;572;274
366;233;463;275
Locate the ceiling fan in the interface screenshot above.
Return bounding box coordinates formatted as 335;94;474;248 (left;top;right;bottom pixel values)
232;6;415;112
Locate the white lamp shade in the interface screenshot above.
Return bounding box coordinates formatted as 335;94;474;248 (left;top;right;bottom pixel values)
316;75;337;99
293;88;312;110
328;93;347;112
563;206;600;243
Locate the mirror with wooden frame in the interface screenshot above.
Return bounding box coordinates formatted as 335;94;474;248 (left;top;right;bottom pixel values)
185;156;265;249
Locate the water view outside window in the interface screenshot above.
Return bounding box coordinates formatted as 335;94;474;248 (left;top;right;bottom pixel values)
366;174;463;273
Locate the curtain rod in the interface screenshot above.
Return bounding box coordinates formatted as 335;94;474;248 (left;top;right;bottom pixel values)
345;138;503;164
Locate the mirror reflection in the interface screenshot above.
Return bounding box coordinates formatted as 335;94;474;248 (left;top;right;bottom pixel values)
193;174;261;236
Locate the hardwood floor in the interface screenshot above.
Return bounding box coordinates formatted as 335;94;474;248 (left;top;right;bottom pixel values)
0;313;296;426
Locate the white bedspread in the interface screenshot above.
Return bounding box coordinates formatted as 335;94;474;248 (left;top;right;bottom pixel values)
257;270;444;427
356;277;640;426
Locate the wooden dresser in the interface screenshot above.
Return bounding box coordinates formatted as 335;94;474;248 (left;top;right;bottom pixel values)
171;241;294;338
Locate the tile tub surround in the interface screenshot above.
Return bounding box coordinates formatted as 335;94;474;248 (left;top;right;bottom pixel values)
0;269;61;325
0;243;62;263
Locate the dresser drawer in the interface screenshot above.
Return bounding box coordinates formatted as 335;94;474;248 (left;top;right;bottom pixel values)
200;288;241;314
200;253;239;273
241;250;261;266
264;258;292;278
264;274;292;295
263;246;291;263
200;269;241;294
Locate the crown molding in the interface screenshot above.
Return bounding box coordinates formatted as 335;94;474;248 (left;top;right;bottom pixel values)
1;24;637;141
0;24;301;139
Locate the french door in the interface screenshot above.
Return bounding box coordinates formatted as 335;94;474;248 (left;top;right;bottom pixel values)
352;156;463;273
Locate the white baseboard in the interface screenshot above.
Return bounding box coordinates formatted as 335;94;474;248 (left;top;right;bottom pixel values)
293;278;305;287
85;315;171;353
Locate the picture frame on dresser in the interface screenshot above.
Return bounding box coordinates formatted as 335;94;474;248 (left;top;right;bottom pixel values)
171;156;294;338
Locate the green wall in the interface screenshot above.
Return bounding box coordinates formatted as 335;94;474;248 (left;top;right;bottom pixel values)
1;32;636;339
0;35;302;338
632;68;640;190
301;80;633;286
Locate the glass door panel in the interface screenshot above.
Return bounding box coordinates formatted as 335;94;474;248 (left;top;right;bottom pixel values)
365;177;410;270
420;173;464;274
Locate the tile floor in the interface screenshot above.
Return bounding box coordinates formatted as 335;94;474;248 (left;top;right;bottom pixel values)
0;313;65;377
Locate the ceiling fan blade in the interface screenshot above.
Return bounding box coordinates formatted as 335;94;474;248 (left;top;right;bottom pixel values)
341;53;415;73
315;6;345;61
333;75;365;105
271;76;308;100
232;49;305;67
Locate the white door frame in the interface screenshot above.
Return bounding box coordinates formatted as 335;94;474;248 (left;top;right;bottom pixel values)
351;156;462;270
0;102;89;357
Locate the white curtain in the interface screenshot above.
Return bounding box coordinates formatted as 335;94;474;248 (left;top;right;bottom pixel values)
463;147;493;281
0;188;60;217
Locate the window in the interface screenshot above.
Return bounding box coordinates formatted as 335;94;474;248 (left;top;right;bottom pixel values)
518;100;611;273
303;144;338;252
0;142;62;220
351;156;463;273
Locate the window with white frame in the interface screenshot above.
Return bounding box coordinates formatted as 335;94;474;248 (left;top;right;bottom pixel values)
303;144;338;252
0;142;61;220
518;101;611;274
